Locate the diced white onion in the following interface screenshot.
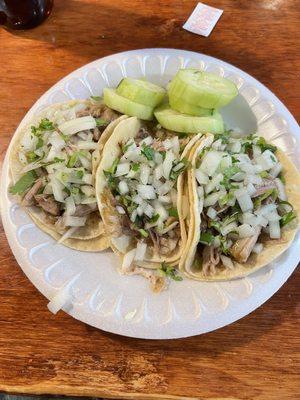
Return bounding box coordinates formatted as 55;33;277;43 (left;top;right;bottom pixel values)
65;196;76;216
162;151;175;179
140;136;153;146
115;162;130;177
158;195;171;203
119;181;129;195
275;178;287;201
137;184;156;200
205;173;223;194
65;215;87;227
58;116;96;135
130;209;137;223
140;164;150;185
269;163;282;178
235;189;253;212
237;223;256;238
154;151;163;165
154;200;168;222
51;177;66;202
252;145;262;158
221;222;238;236
246;183;257;196
255;204;277;217
207;207;217;219
230;140;241;153
253;243;263;254
144;203;154;218
245;174;263;185
116;206;126;214
132;194;143;205
134;242;147;261
204;191;224;207
157;181;173;196
159;221;179;235
195;169;209;185
82;174;93;185
231;172;245;182
81;185;95;197
122;249;136;272
256;150;277;171
197;186;204;200
265;210;281;222
199;150;224;176
78;155;92;170
77;141;98;150
111;235;131;252
136;205;144;217
154;165;163;180
173;162;184;172
239;163;255;174
220;255;234;269
269;220;281;239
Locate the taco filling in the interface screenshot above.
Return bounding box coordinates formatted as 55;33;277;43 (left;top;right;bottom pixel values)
9;99;120;241
101;123;190;267
192;132;296;276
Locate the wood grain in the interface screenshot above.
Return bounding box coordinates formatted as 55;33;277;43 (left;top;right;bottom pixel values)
0;1;299;399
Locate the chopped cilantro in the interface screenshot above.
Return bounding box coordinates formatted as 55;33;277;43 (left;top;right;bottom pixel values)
280;211;296;227
36;137;44;149
90;96;101;101
158;262;183;281
214;129;232;144
109;157;119;174
220;165;241;189
39;118;54;131
141;144;154;161
9;170;37;195
278;172;286;184
254;189;277;208
159;150;166;161
138;229;149;238
67;153;78;168
231;156;239;163
170;157;189;180
219;192;234;207
26;151;38;163
256;137;277;153
103;170;117;191
149;213;160;223
131;163;140;172
259;171;269;178
199;232;215;245
76;170;84;179
96;118;108;127
168;207;178;218
220;236;231;255
209;220;222;233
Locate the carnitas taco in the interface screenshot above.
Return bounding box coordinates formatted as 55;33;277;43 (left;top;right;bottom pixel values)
9;98;127;251
181;130;300;280
96;116;202;279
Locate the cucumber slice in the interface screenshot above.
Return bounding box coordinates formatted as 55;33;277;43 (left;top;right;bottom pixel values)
103;88;154;121
116;78;166;107
169;95;213;117
154;104;224;134
168;69;238;109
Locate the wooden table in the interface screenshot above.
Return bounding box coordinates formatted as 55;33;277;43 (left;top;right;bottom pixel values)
0;1;299;399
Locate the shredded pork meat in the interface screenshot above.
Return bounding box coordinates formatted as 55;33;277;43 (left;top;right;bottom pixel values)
22;179;43;206
231;226;262;263
202;245;220;276
34;194;61;216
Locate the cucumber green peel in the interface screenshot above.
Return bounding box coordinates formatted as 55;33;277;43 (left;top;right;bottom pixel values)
154;104;224;134
117;78;166;108
168;69;238;109
103;88;154;121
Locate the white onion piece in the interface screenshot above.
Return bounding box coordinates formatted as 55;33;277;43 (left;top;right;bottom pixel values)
266;211;281;222
159;221;179;235
199;150;224;176
269;220;281;239
246;183;257;196
132;194;143;205
173;162;185;172
115;163;130;177
195;169;209;185
220;255;234;269
122;248;136;272
140;164;150;185
134;242;147;261
163;151;175;179
252;145;262;158
245;174;263;185
58;116;96;135
81;185;95;197
207;207;217;219
154;200;168;221
77;141;98;150
140;136;153;146
154;165;163;180
51;177;65;202
255;204;277;216
158;195;171;204
253;243;263;254
130;209;137;223
163;138;173;150
197;186;204;200
205;173;223;194
269;163;282;178
256;150;277;171
78;155;92;170
237;223;256;238
231;172;245;182
144;203;154;218
171;136;180;155
82;174;93;185
204;191;224;207
212;139;223;150
157;181;173;196
236;154;251;163
136;205;144;217
65;196;76;216
275;178;287;201
219;154;232;170
65;215;87;227
221;222;238;236
239;163;255;174
230;140;241;153
116;206;126;215
47;288;72;315
154;151;163;165
235;189;253;212
119;181;129;195
137;184;156;200
111;235;131;253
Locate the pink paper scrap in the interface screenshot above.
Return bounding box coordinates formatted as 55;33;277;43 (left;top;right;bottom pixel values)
183;2;223;37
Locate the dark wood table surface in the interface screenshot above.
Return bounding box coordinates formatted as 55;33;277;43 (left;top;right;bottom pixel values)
0;1;299;399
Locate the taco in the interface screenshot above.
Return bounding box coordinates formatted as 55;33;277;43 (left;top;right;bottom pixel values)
181;130;300;280
96;116;202;275
9;98;127;251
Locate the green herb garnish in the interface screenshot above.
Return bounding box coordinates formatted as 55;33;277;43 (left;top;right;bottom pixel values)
254;189;277;208
199;232;215;245
280;211;296;227
9;170;37;195
219;192;234;207
90;96;101;101
96;118;108;127
149;213;160;223
138;229;149;238
131;163;140;172
256;137;277;153
76;170;84;179
158;262;183;281
168;207;178;218
141;144;154;161
67;153;78;168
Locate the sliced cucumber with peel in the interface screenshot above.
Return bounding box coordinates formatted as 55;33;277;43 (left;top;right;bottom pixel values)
154;104;224;134
168;69;238;109
103;88;154;121
169;95;213;117
116;78;166;107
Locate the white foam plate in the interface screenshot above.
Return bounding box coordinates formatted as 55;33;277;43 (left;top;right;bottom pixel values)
1;49;299;339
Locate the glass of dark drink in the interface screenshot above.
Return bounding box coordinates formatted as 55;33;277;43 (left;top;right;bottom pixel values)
0;0;53;30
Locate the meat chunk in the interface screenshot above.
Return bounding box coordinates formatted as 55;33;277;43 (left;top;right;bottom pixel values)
73;203;97;217
202;245;220;276
101;106;119;122
34;194;61;216
93;127;101;141
231;226;261;263
159;236;178;255
22;179;43;206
